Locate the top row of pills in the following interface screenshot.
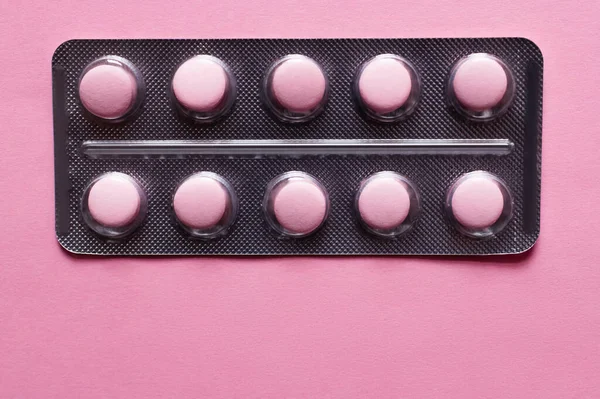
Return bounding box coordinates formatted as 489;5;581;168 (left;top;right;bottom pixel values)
78;53;515;124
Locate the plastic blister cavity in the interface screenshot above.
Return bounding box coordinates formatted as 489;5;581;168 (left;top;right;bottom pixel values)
263;171;330;238
445;171;513;238
355;172;421;238
262;55;329;123
77;56;145;123
81;172;147;238
447;53;515;122
170;55;237;123
353;54;421;122
172;172;238;239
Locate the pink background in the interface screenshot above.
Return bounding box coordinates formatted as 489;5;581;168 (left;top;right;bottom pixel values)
1;0;599;397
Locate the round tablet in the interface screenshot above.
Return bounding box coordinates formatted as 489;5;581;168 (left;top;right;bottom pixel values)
270;56;327;113
172;56;229;113
358;57;413;114
79;63;138;119
450;175;505;229
273;179;327;235
358;176;411;230
451;54;508;112
87;173;142;228
173;175;229;230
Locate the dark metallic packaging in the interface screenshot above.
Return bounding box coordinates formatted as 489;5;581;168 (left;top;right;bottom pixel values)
52;38;543;255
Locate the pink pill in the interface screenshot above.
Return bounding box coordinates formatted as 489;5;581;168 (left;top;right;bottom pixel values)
358;57;413;114
270;56;327;113
358;176;411;230
452;54;508;112
79;63;138;119
87;173;142;228
172;56;229;113
451;175;505;229
173;175;229;230
273;179;327;235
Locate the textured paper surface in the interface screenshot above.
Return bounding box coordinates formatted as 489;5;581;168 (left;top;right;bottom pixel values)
1;0;600;397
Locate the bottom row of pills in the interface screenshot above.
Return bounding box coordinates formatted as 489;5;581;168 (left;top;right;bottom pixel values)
81;170;513;240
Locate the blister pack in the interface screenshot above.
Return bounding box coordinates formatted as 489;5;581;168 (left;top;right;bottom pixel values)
52;38;543;255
